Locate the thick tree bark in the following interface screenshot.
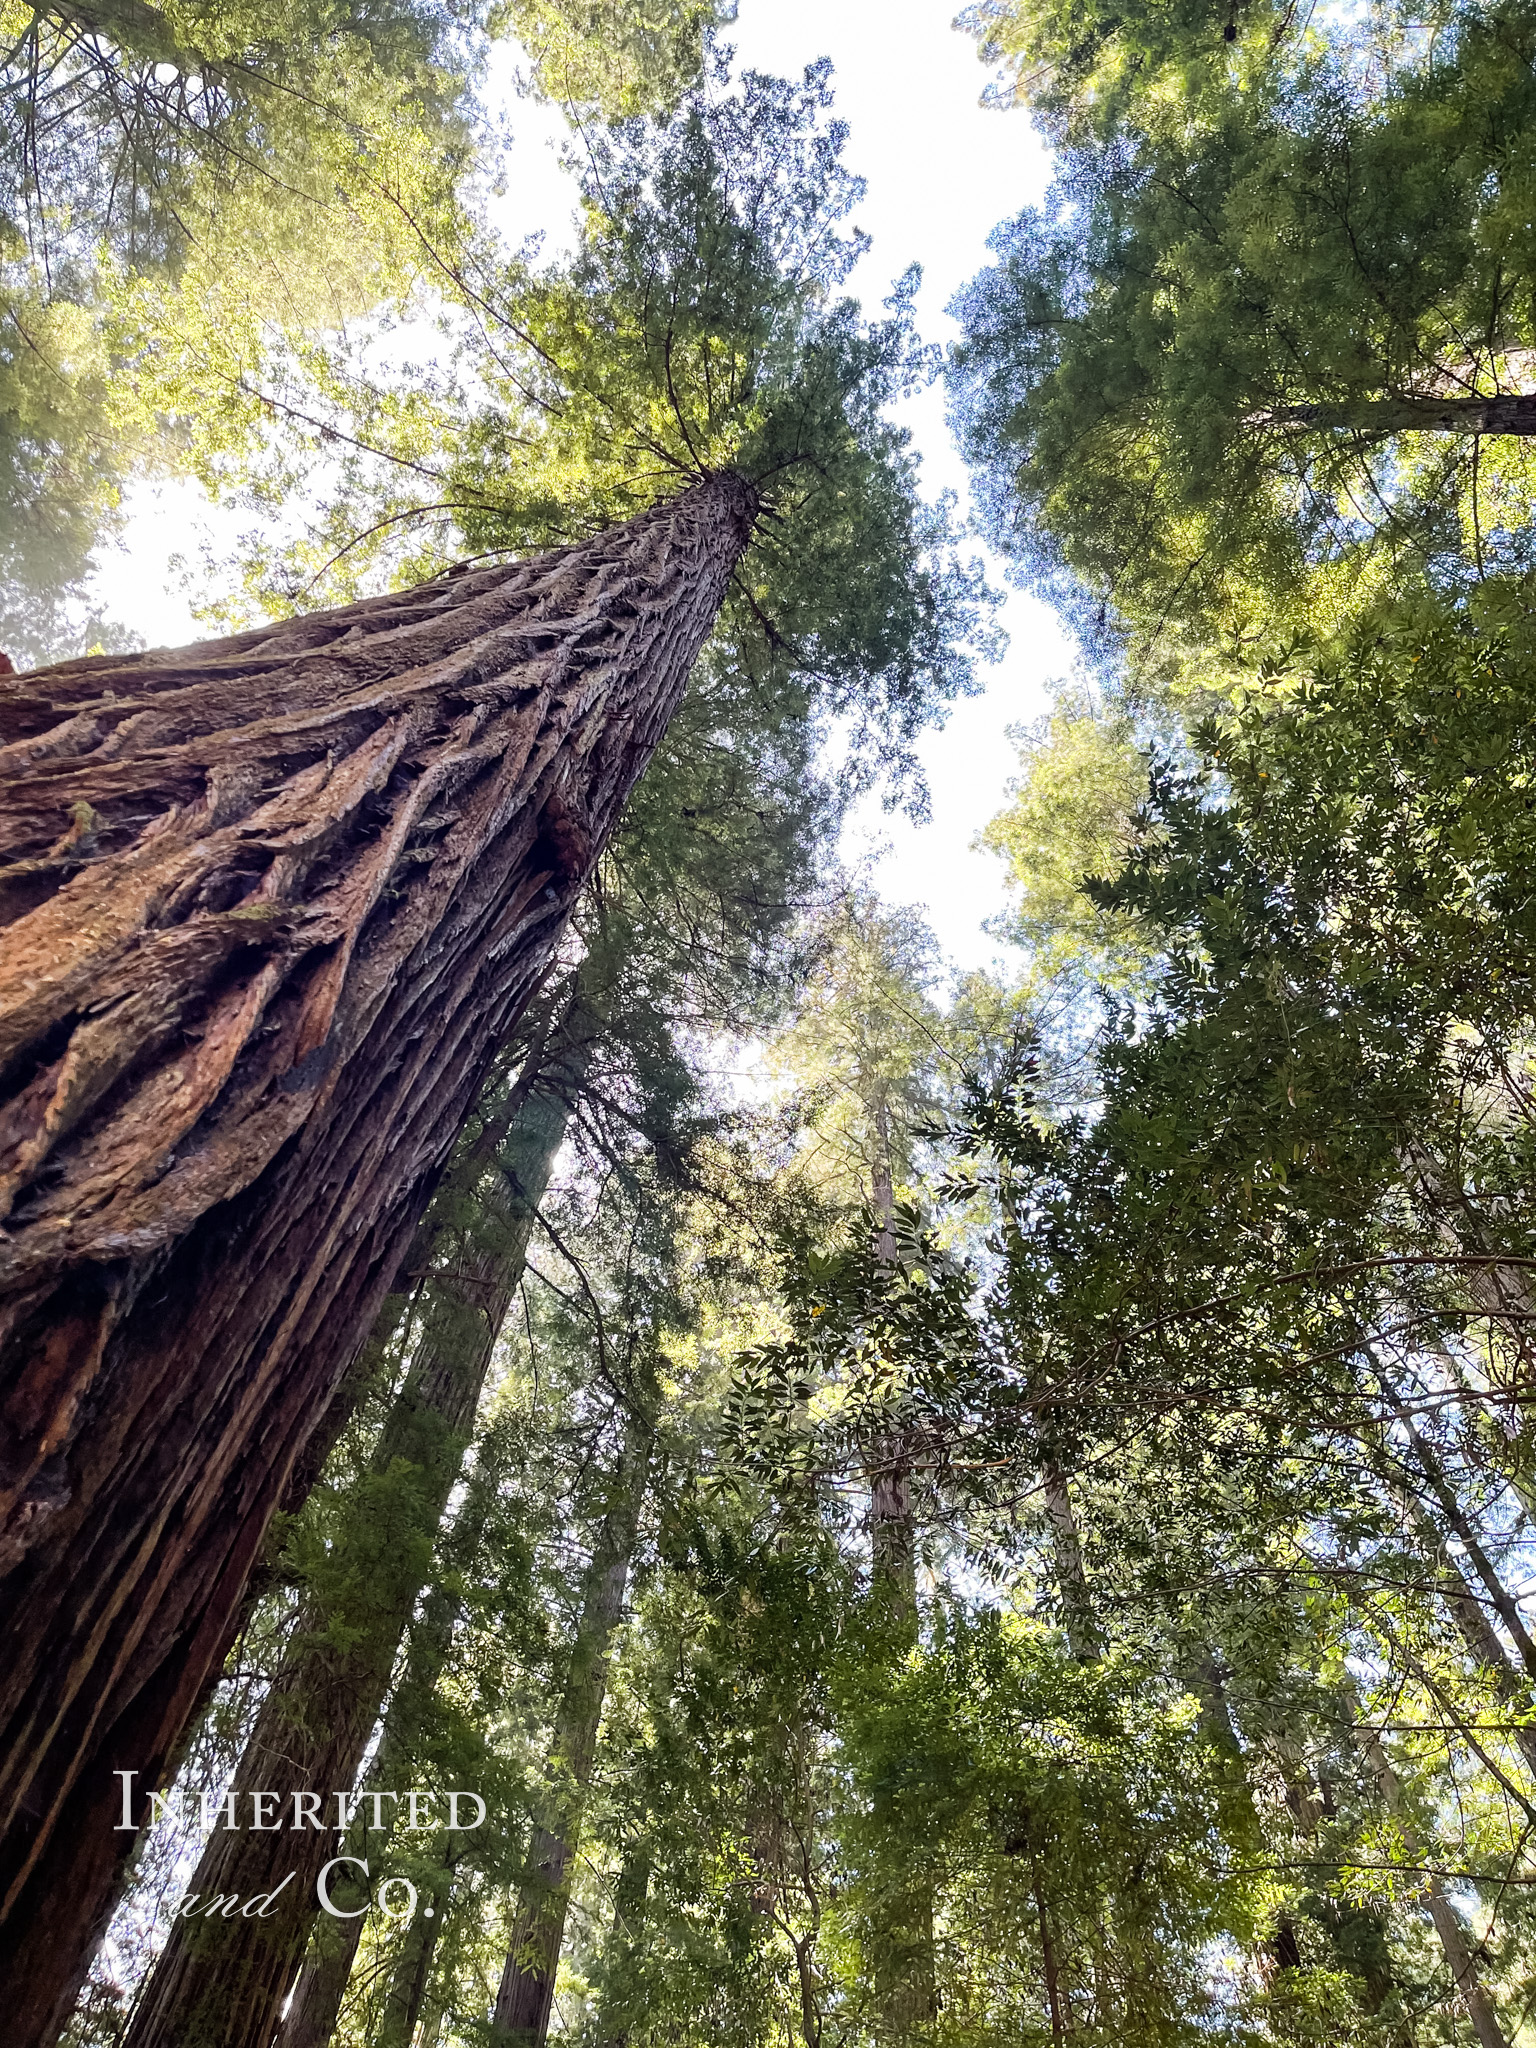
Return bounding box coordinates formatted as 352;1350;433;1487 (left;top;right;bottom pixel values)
1262;393;1536;436
492;1404;653;2044
0;472;755;2042
116;998;595;2048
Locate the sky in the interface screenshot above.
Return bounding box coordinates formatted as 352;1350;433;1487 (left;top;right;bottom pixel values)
87;0;1074;979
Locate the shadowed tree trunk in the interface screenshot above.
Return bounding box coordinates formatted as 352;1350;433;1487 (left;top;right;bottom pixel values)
1354;1720;1512;2048
0;471;756;2043
1263;393;1536;436
276;1453;505;2048
116;986;598;2048
492;1399;653;2045
866;1098;934;2043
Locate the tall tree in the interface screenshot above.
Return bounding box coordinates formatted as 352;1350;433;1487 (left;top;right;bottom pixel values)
492;1389;655;2042
0;45;993;2010
0;471;755;2043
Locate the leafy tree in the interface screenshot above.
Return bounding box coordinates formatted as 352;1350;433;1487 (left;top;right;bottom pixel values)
977;698;1153;986
950;1;1536;670
0;0;734;662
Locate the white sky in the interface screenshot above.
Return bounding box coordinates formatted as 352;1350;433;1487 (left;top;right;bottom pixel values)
88;0;1073;978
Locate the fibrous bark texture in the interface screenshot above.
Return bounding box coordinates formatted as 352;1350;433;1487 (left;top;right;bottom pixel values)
0;472;755;2040
119;997;594;2048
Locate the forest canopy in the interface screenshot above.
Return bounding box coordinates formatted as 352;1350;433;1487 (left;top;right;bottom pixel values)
9;2;1536;2047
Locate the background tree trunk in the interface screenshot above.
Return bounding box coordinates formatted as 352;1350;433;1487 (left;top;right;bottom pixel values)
276;1463;503;2048
492;1402;653;2044
1355;1721;1512;2048
0;471;755;2043
1265;393;1536;436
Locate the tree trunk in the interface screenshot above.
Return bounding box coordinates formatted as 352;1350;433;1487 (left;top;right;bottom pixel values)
275;1484;496;2048
1392;1404;1536;1680
377;1842;456;2048
492;1404;653;2044
868;1435;936;2039
117;993;596;2048
1354;1723;1511;2048
1263;393;1536;436
591;1838;652;2048
1407;1505;1536;1781
1040;1456;1099;1664
0;471;755;2044
865;1112;934;2041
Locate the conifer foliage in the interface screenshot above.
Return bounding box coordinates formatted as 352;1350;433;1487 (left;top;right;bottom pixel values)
31;2;1536;2045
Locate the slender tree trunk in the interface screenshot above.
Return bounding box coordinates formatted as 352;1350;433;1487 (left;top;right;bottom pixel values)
1365;1387;1536;1778
865;1103;934;2041
274;1478;497;2048
868;1434;936;2037
867;1103;917;1622
1190;1648;1407;2029
1041;1456;1099;1664
1408;1506;1536;1781
491;1403;653;2044
1186;1650;1305;1980
1391;1405;1536;1679
0;474;753;2039
116;994;595;2048
1354;1722;1512;2048
378;1841;456;2047
869;1440;917;1621
1264;393;1536;436
1030;1858;1065;2047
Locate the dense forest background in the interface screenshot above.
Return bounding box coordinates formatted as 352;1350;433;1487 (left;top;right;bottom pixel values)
8;0;1536;2041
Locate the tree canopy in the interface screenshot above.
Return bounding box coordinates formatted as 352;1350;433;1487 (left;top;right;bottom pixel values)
32;4;1536;2047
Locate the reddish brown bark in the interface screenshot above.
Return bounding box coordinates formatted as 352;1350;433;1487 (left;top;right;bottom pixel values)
0;473;755;2041
118;1000;594;2048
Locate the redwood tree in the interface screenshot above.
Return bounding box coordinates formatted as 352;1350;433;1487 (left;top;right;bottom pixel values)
115;974;598;2048
0;469;755;2039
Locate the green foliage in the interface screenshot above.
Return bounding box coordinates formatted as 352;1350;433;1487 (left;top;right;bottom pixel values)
978;699;1154;984
175;61;994;797
1091;574;1536;1287
69;9;1536;2043
769;893;946;1213
497;0;734;118
0;283;128;662
0;0;730;664
950;2;1536;671
839;1612;1249;2047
